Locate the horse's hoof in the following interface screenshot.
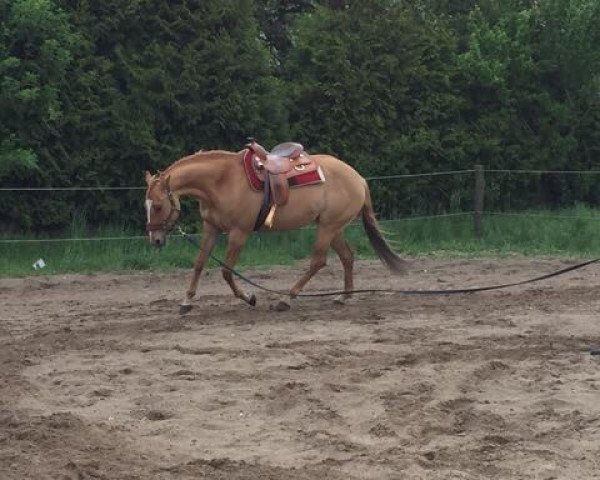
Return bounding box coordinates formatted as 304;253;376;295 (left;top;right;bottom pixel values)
247;294;257;307
179;304;193;315
272;300;291;312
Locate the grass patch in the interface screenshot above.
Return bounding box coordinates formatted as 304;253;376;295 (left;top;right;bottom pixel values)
1;207;598;278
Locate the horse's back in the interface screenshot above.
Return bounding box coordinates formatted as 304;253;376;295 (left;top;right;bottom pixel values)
312;154;365;184
314;153;367;200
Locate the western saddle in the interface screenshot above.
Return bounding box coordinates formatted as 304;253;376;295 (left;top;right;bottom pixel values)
246;138;319;228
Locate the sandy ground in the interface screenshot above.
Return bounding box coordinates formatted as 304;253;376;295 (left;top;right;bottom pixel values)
1;256;599;479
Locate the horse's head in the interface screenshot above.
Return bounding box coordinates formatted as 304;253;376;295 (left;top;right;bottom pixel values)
144;171;181;247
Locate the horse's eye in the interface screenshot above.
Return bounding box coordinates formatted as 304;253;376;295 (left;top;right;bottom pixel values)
153;205;162;212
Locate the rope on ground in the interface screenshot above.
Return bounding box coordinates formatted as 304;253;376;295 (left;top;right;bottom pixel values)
172;230;598;298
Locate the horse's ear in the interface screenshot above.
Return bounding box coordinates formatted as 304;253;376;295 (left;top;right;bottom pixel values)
144;171;153;185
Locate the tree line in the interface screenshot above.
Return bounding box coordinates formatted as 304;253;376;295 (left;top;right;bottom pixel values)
1;0;598;232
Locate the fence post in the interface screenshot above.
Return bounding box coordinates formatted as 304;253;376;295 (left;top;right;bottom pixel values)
473;164;485;239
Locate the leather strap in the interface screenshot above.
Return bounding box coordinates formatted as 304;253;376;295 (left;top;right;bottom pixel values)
253;173;271;231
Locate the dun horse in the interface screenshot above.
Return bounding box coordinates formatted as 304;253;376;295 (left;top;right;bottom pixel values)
144;141;406;313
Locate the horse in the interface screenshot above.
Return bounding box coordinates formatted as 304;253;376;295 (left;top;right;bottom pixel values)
144;145;407;313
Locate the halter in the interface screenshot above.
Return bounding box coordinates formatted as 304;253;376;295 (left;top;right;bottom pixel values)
146;190;181;232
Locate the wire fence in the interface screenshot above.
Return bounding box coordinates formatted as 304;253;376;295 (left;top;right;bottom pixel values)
485;169;600;175
1;212;598;244
1;168;598;245
0;213;478;244
0;186;146;192
0;170;477;191
2;168;598;191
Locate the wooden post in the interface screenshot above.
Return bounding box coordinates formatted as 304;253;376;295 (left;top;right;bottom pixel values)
473;165;485;239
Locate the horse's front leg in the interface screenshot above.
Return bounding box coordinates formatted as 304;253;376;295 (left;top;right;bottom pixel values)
221;229;256;306
180;222;219;314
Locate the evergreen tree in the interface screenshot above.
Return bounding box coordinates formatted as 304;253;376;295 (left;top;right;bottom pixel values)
456;0;599;207
283;0;463;214
0;0;80;229
2;0;286;230
254;0;316;60
1;0;597;231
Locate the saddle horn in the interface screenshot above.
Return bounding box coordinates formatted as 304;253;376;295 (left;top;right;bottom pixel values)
246;137;268;162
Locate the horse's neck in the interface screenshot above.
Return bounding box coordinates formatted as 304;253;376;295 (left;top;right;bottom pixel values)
167;151;239;201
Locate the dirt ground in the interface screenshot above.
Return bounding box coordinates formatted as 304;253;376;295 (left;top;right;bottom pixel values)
1;256;599;479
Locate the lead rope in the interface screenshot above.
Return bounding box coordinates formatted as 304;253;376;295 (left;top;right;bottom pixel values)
177;228;599;298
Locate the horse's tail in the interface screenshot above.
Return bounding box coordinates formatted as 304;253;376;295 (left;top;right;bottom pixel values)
361;182;408;275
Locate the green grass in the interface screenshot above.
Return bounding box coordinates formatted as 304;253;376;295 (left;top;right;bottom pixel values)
386;207;600;256
1;207;598;278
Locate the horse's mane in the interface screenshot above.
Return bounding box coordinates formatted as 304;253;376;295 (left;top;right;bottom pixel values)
162;149;242;175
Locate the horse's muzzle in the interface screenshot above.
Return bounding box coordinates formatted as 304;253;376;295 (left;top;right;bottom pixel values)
148;230;167;248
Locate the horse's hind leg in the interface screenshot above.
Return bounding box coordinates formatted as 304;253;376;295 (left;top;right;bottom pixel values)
221;229;256;306
276;225;338;310
330;232;354;304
